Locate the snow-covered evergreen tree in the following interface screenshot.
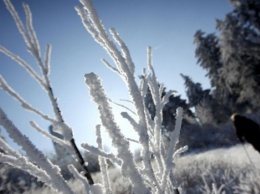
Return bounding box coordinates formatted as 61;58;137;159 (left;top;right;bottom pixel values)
194;31;222;91
180;74;206;107
193;31;227;104
195;0;260;113
181;74;230;125
181;74;213;124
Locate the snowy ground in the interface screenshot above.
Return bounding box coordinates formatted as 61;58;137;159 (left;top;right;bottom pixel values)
173;144;260;194
27;144;260;194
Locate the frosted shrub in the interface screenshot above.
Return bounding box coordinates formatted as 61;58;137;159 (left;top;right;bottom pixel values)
0;0;185;193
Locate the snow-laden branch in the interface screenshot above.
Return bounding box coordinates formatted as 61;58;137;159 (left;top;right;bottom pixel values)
161;90;177;106
110;28;135;75
81;142;122;165
1;0;94;185
121;112;141;133
2;0;63;123
30;121;72;150
85;72;150;194
0;108;74;194
145;47;164;175
23;2;41;57
0;46;44;86
161;107;183;191
96;125;112;194
0;76;56;122
108;98;136;115
76;2;161;187
67;164;92;194
44;44;52;75
77;1;185;193
76;0;147;121
0;153;52;187
3;0;32;51
0;134;20;157
101;58;120;74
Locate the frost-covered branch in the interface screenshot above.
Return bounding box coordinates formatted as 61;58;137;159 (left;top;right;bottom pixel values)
1;0;94;185
0;76;56;122
0;108;74;194
108;98;136;115
0;153;52;187
81;143;122;165
121;112;141;133
101;58;120;74
77;2;161;188
2;0;62;124
30;121;72;150
0;134;20;157
96;125;112;194
67;164;92;194
85;73;150;194
3;0;32;51
145;47;165;175
77;0;185;193
161;108;184;190
0;46;44;86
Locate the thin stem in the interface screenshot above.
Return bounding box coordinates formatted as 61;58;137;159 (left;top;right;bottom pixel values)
70;138;94;185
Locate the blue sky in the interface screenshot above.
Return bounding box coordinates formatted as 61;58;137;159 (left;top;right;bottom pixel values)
0;0;232;153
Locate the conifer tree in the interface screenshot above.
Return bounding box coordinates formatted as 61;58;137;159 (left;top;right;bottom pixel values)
181;74;230;124
180;74;206;107
194;0;260;113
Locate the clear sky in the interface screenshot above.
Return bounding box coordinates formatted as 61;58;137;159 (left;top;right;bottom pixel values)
0;0;232;154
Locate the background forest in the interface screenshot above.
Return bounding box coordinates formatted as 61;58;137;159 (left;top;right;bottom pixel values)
1;0;260;193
